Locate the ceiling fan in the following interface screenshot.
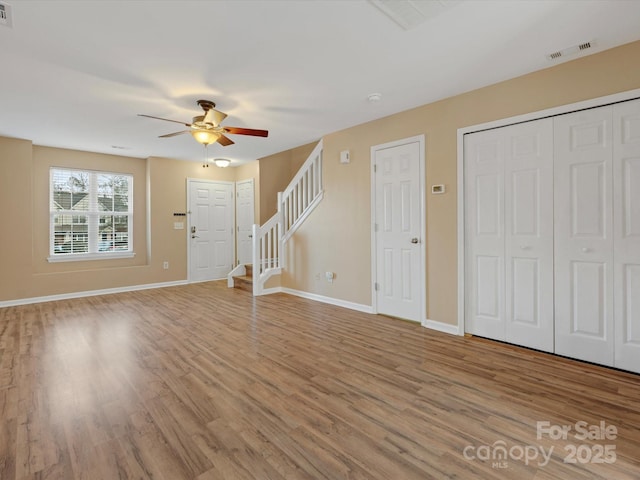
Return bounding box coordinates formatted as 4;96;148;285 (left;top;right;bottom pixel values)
138;99;268;147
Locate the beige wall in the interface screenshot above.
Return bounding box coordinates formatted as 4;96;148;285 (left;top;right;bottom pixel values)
281;40;640;325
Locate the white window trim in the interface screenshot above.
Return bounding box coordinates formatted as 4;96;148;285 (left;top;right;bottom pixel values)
47;252;136;263
49;167;134;262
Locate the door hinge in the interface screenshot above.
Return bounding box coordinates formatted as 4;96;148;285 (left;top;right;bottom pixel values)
374;223;378;232
373;164;377;173
374;282;379;291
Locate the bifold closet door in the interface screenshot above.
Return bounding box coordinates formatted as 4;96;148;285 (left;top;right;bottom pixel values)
554;106;615;366
465;119;554;352
613;98;640;373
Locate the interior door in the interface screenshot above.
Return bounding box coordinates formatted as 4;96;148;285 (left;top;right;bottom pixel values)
236;179;255;266
464;118;554;351
188;180;234;282
464;127;506;340
504;119;554;352
613;98;640;373
554;105;614;366
373;138;424;323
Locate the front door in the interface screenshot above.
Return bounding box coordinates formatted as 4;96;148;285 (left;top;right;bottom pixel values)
372;136;425;322
188;180;234;281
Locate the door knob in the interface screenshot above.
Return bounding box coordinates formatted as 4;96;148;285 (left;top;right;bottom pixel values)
191;235;199;239
411;237;419;244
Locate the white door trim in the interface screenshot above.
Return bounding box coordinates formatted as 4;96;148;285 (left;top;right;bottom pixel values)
457;87;640;336
370;134;427;324
186;178;236;282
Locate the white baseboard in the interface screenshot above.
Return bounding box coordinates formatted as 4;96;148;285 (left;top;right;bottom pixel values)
281;288;374;313
423;319;461;336
0;280;189;308
258;287;283;296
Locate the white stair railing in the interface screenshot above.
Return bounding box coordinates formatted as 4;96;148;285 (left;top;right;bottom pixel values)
251;209;283;294
281;140;324;242
252;140;323;295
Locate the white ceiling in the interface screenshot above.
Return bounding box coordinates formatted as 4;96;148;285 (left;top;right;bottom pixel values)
1;0;640;165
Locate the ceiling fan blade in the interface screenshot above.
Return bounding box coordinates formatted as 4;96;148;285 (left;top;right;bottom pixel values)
217;134;235;146
159;130;191;138
203;108;228;127
223;127;269;137
138;114;191;126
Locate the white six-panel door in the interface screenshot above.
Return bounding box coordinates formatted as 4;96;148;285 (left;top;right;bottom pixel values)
188;180;234;282
554;106;615;366
464;119;554;352
613;99;640;372
374;139;423;323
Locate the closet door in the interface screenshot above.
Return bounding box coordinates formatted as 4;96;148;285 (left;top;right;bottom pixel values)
504;119;554;352
465;118;553;351
614;98;640;373
465;128;506;340
554;106;614;366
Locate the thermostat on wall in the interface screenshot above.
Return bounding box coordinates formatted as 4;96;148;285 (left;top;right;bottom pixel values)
340;150;350;164
431;184;445;194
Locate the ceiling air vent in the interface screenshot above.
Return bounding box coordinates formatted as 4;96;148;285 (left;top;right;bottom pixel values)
0;2;12;28
368;0;460;31
546;40;594;61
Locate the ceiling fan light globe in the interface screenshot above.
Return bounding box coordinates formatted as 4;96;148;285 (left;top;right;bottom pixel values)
191;129;220;145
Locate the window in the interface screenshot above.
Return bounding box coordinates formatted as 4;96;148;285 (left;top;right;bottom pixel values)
49;168;133;261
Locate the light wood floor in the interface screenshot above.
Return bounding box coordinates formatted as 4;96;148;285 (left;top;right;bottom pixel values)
1;282;639;479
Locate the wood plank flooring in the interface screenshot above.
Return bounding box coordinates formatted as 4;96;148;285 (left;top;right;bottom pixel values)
0;281;639;479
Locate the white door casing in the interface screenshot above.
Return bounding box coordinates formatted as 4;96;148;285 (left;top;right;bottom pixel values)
613;99;640;372
236;179;255;266
554;106;615;366
464;119;554;352
371;136;425;323
188;179;234;282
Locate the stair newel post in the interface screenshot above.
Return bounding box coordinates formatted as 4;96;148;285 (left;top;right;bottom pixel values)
277;192;285;269
252;223;260;296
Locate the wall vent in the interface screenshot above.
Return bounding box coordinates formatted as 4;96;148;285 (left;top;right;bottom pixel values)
546;40;594;61
0;2;12;28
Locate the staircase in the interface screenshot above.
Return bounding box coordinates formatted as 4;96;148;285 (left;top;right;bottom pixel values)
230;263;253;292
228;139;323;295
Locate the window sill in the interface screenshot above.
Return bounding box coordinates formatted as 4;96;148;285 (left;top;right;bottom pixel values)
47;252;136;263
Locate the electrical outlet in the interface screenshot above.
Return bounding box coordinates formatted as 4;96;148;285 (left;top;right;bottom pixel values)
163;261;169;270
325;272;335;284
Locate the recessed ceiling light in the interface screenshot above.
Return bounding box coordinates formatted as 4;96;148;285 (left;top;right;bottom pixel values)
368;93;382;103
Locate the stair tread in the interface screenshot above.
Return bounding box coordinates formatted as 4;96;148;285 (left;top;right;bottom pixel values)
233;275;253;283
